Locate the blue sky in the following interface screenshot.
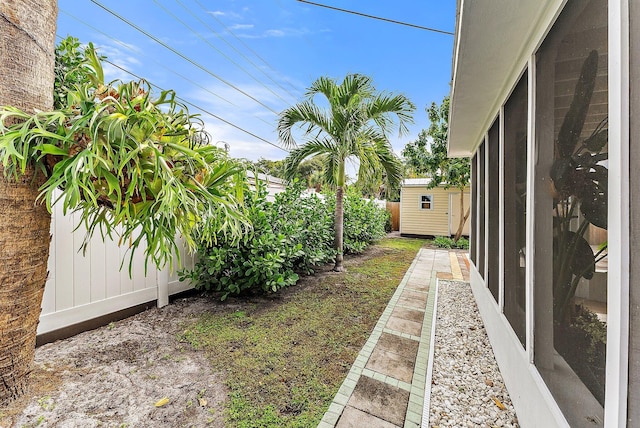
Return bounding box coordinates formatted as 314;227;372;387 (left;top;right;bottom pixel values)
56;1;455;163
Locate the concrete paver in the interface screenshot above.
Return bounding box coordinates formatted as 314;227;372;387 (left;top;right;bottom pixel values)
336;406;400;428
346;376;409;426
319;248;469;428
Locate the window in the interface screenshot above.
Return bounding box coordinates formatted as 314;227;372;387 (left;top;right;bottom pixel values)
419;194;433;210
478;141;486;279
487;117;500;303
534;1;608;424
503;71;528;347
470;153;478;265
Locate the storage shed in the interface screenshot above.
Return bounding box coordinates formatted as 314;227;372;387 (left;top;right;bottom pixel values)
399;178;470;238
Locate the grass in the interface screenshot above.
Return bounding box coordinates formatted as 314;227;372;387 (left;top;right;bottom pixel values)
179;237;426;427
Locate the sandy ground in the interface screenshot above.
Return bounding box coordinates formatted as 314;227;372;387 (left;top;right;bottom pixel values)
1;297;232;428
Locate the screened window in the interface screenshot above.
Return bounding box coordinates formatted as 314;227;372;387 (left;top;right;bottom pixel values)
534;1;608;424
487;117;500;303
420;195;433;210
470;153;478;265
478;141;486;279
503;71;528;347
628;1;640;424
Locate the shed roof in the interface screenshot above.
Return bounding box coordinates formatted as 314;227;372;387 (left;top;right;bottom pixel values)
402;178;432;187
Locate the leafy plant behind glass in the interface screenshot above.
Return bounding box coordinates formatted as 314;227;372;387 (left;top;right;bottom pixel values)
550;49;608;322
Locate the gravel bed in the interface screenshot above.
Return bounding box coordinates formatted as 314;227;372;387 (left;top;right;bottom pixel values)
428;280;520;427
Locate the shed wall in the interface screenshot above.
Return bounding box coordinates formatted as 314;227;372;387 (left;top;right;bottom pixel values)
400;186;452;236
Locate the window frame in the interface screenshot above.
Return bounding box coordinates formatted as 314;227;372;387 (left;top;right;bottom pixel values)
419;194;434;210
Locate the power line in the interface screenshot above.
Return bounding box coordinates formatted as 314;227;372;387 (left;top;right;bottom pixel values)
151;0;293;106
296;0;455;35
177;0;302;101
89;0;281;115
55;32;287;154
194;0;303;96
58;9;275;129
101;59;288;153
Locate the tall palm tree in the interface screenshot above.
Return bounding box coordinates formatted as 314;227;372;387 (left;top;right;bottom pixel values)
278;74;414;271
0;0;57;402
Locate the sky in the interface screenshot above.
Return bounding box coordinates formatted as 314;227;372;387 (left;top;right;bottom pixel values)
56;0;456;164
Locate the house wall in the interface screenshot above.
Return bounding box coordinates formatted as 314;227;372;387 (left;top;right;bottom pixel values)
400;186;468;236
450;1;633;426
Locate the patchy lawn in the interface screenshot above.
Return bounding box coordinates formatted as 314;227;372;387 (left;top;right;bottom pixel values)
180;237;425;427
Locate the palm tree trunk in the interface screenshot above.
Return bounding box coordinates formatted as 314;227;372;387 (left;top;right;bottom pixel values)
0;0;57;403
333;185;344;271
333;161;346;272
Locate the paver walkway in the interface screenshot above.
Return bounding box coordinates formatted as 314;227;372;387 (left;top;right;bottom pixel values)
318;248;470;428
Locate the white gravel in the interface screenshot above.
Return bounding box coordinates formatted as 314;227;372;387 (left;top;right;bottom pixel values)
428;280;519;428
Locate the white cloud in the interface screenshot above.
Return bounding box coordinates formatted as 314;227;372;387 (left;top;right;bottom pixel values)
230;24;254;30
91;37;144;82
207;10;242;20
238;27;313;39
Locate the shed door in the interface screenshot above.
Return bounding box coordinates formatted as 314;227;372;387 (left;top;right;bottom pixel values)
449;192;471;236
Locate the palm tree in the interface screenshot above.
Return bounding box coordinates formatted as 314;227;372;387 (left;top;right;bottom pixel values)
278;74;414;271
0;0;57;402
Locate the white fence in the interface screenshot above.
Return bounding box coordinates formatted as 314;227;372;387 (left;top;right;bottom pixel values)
38;202;194;336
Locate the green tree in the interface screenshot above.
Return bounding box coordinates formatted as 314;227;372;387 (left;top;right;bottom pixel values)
0;36;245;402
253;157;285;178
278;74;414;271
402;96;471;241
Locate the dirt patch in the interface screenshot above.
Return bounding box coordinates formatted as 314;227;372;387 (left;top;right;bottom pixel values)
0;298;228;428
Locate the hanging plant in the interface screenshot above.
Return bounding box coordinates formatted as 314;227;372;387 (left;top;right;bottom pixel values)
0;37;246;271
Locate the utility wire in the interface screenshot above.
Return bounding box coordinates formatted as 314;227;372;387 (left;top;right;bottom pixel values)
55;33;287;153
58;9;274;129
151;0;293;106
194;0;303;96
296;0;455;35
177;0;302;101
102;59;288;153
89;0;281;115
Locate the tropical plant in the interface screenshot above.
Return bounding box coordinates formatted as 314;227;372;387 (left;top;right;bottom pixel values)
549;49;608;323
278;74;414;271
0;34;245;402
402;96;471;242
0;39;246;270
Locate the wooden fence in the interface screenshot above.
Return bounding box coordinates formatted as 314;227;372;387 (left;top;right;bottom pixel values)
386;201;400;231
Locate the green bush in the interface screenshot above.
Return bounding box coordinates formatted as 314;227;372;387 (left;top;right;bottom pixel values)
183;183;391;299
325;192;389;254
433;236;469;250
181;181;334;299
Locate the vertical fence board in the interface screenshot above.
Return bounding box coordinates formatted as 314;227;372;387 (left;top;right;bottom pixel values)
386;201;400;231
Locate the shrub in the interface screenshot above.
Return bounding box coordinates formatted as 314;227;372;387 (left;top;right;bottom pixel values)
433;236;469;250
181;181;334;299
325;191;389;254
432;236;454;249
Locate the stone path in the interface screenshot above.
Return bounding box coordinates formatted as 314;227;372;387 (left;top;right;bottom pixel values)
318;248;470;428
